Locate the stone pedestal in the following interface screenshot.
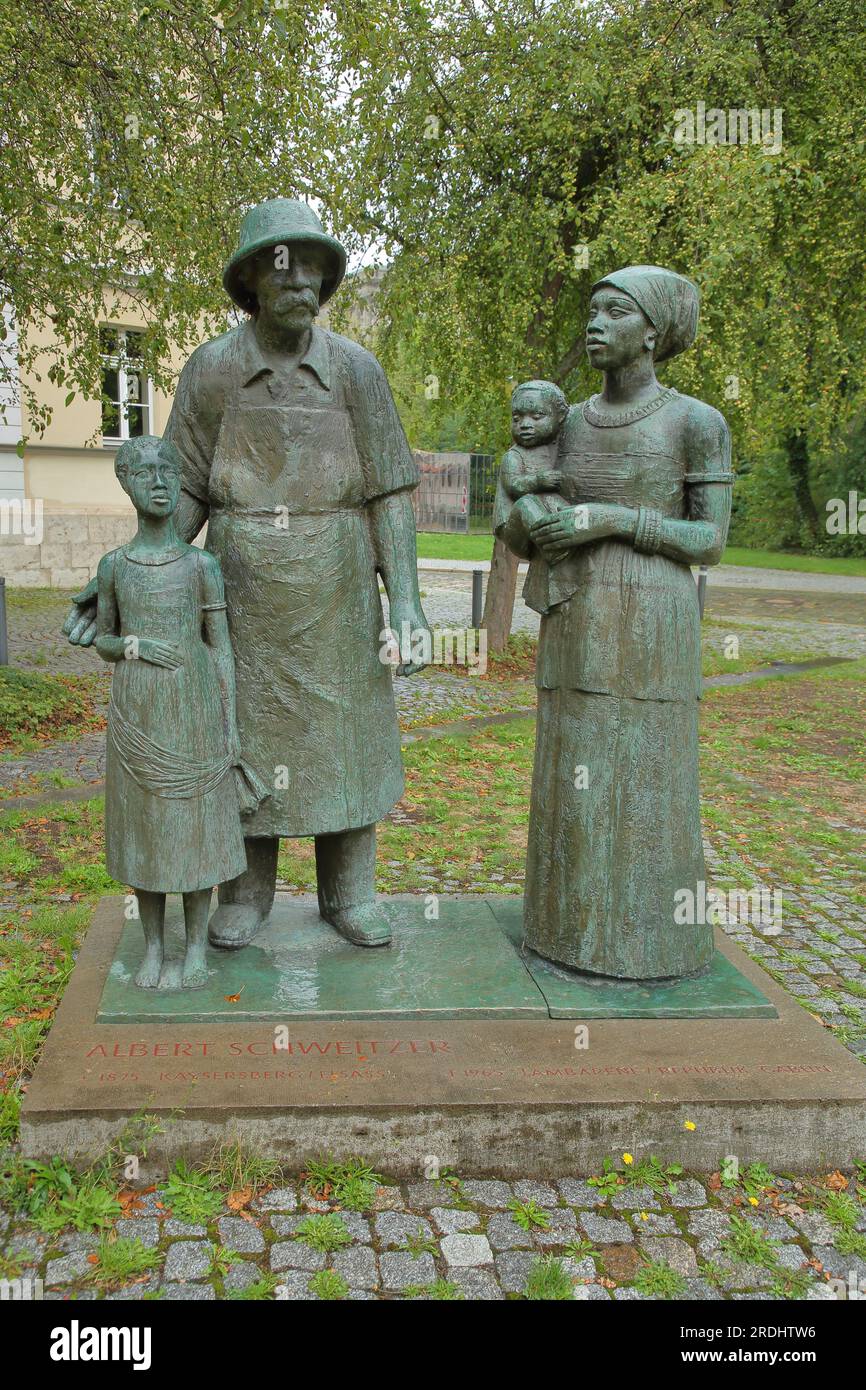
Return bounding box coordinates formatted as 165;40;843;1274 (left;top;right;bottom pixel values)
20;894;866;1176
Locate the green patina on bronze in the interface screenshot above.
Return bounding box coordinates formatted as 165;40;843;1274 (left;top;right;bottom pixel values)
496;266;733;981
96;895;773;1022
66;199;431;962
94;435;266;990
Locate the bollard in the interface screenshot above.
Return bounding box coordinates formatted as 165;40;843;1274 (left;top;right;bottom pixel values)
0;577;7;665
471;568;483;628
697;564;708;618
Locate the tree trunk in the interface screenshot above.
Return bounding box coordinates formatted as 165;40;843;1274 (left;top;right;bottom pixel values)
784;430;819;544
480;537;520;653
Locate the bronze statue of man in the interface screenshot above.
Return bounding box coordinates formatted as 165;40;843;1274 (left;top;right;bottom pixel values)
65;198;430;950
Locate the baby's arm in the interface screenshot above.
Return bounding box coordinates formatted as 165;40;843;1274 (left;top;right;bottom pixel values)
501;450;560;499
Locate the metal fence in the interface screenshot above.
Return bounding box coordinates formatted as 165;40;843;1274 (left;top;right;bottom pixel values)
410;450;496;533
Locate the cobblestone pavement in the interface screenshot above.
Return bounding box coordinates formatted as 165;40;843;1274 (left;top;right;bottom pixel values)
2;1169;863;1301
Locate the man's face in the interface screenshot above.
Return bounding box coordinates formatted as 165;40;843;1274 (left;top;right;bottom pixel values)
246;241;329;329
511;389;559;446
586;287;655;370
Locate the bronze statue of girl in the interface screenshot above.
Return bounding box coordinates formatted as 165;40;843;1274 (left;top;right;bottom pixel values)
95;435;265;988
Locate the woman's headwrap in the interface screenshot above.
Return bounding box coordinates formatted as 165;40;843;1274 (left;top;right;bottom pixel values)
590;265;700;362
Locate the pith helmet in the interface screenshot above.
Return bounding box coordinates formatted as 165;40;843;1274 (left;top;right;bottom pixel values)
223;198;347;313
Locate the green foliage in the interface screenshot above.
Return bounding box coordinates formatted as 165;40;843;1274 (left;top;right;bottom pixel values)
294;1214;352;1253
524;1256;574;1300
399;1225;439;1258
634;1256;688;1300
507;1197;551;1231
769;1268;813;1300
201;1139;280;1195
0;671;104;750
308;1269;350;1300
630;1157;684;1198
303;1156;382;1212
159;1160;223;1225
0;1090;20;1145
721;1213;781;1270
588;1156;624;1197
85;1236;160;1287
39;1181;122;1234
209;1245;242;1279
226;1273;282;1300
822;1190;860;1231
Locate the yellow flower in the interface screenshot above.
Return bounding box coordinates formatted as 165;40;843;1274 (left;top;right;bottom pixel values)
684;1120;696;1131
640;1211;649;1220
623;1152;634;1165
748;1196;759;1207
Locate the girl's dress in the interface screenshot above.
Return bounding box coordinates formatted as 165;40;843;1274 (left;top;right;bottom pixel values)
104;544;248;894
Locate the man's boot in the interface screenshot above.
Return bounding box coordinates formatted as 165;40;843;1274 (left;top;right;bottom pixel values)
315;824;391;947
208;836;278;949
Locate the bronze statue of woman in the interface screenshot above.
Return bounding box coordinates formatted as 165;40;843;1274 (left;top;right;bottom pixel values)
496;266;733;979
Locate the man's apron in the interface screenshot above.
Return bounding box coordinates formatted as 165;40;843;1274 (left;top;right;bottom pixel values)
205;355;404;838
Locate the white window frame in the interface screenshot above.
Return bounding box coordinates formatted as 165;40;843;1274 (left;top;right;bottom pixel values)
101;328;152;444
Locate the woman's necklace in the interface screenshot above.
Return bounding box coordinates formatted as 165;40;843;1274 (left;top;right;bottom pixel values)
582;386;678;428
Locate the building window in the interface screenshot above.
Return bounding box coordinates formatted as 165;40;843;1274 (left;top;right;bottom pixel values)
101;329;151;441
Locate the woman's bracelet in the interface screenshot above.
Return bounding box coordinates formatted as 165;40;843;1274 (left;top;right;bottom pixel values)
634;506;664;554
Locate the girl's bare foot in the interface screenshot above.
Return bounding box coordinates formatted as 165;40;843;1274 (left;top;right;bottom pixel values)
135;945;163;988
183;948;208;989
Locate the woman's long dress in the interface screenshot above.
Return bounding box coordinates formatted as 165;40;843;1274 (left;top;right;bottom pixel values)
104;546;247;894
521;390;714;979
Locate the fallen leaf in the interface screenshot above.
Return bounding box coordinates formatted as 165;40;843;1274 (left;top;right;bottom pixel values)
778;1202;805;1218
224;986;245;1003
825;1171;849;1191
227;1186;253;1212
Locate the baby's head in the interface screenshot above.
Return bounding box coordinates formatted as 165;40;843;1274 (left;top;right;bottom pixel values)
511;380;568;448
115;435;182;518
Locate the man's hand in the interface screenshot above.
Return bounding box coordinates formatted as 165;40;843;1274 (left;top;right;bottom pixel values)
62;579;98;647
388;603;431;677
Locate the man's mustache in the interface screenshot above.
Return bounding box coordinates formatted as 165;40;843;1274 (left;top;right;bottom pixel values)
274;288;319;312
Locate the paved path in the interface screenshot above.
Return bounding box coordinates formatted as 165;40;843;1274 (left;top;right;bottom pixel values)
2;1168;862;1301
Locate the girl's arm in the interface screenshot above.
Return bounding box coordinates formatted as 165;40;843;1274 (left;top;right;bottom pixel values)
200;552;239;761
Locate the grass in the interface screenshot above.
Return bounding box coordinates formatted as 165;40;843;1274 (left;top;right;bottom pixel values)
85;1235;160;1287
159;1161;224;1225
403;1279;463;1300
399;1225;439;1258
294;1213;352;1253
721;1213;781;1270
302;1156;383;1212
507;1197;551;1230
201;1139;280;1196
308;1268;349;1300
524;1255;575;1300
415;533;866;576
634;1256;688;1299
